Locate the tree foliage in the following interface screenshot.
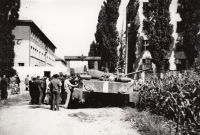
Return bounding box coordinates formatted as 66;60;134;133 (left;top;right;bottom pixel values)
0;0;20;77
126;0;139;73
117;30;126;73
143;0;173;72
88;41;96;69
177;0;200;67
94;0;121;73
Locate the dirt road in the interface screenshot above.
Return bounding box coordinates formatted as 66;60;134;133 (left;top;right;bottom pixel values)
0;97;140;135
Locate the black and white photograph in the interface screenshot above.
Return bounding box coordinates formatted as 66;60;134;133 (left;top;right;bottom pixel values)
0;0;200;135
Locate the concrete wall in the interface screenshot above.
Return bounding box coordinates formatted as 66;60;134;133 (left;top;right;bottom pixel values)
13;26;30;67
14;67;68;80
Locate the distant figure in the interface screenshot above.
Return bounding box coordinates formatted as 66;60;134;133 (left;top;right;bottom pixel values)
1;75;8;103
15;75;21;87
48;74;62;111
25;75;29;91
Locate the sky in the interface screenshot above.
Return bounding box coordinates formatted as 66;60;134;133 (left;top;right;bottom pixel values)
19;0;129;68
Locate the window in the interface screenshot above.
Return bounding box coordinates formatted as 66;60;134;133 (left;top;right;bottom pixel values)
18;63;24;66
142;59;151;64
142;64;151;70
175;59;181;64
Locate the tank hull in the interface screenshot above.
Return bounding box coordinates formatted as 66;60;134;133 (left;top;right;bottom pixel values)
72;80;139;107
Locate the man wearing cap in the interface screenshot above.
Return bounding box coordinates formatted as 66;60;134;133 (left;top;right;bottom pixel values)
48;74;62;111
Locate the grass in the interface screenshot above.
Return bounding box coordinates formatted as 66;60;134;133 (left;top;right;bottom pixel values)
68;112;96;122
0;94;30;109
123;107;176;135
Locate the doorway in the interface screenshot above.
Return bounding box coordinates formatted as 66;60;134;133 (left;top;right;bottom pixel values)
44;71;51;78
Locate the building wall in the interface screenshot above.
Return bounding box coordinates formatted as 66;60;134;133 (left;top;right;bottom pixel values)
14;67;68;81
12;24;56;67
13;26;30;67
30;31;55;67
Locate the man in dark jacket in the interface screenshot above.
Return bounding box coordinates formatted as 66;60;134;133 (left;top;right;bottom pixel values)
15;74;20;87
36;76;42;105
48;74;62;111
29;77;34;104
32;77;39;104
1;75;8;103
41;76;47;104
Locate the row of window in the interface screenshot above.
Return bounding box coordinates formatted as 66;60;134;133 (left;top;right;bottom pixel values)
30;46;54;65
30;46;46;61
30;32;54;55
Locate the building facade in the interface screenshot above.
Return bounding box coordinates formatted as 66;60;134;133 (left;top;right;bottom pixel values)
12;20;67;79
126;0;187;74
12;20;56;67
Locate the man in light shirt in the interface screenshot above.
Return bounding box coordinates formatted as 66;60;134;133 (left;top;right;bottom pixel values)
63;75;78;109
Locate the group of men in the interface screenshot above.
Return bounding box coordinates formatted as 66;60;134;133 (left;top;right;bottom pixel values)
28;75;47;105
28;74;79;111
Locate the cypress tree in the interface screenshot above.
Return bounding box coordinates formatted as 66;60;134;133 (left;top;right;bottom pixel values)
95;0;121;73
88;41;96;69
118;30;126;73
177;0;200;67
126;0;139;73
143;0;173;72
0;0;20;77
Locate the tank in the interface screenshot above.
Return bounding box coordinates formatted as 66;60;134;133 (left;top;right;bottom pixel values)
72;71;139;108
